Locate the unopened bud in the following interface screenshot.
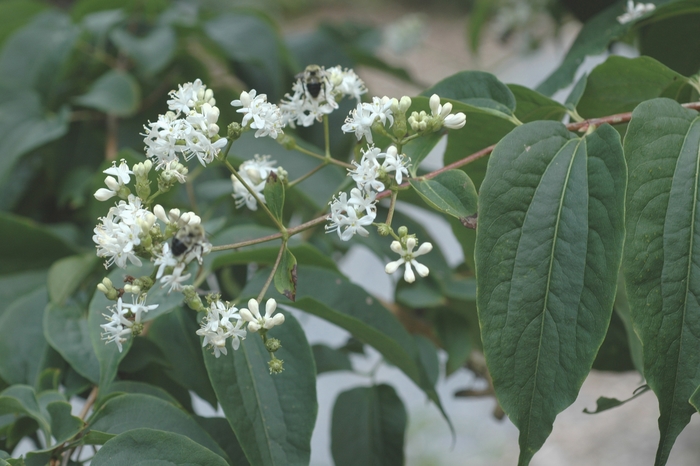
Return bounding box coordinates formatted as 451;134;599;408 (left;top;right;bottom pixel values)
268;357;284;374
265;338;282;353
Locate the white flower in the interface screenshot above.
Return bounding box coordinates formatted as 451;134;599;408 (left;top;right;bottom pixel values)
231;90;284;139
429;94;466;130
160;263;191;293
617;1;656;24
100;295;158;352
348;149;384;193
380;146;410;185
94;160;133;201
231;155;278;211
385;237;433;283
167;79;206;114
197;300;247;357
325;191;376;241
341;96;394;143
239;298;285;333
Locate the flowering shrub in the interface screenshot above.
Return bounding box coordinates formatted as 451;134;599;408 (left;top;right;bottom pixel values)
1;2;700;466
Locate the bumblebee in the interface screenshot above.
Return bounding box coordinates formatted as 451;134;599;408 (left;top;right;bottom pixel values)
171;223;206;257
296;64;326;99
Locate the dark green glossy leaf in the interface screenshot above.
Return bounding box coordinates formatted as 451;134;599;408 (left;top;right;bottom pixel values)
508;84;567;123
109;26;176;76
312;344;353;374
0;288;49;386
88;394;227;459
148;308;217;408
274;247;297;301
204;311;317;466
622;98;700;466
0;213;76;275
73;70;141;117
410;170;478;220
90;428;229;466
48;253;99;305
475;122;626;465
263;171;285;223
422;71;516;115
44;301;100;383
577;56;692;119
331;384;406;466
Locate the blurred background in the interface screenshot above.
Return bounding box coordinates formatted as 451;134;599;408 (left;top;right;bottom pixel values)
2;0;700;464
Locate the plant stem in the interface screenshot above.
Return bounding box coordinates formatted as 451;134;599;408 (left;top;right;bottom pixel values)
257;241;286;302
288;162;328;187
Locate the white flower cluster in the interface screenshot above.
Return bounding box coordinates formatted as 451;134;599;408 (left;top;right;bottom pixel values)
143;79;227;168
385;236;433;283
617;1;655;24
100;294;158;352
231;155;279;211
152;206;210;293
195;298;284;358
326;145;409;241
93;195;156;269
94;160;133;202
196;300;247;358
342;96;395;144
280;65;367;128
231;90;284;139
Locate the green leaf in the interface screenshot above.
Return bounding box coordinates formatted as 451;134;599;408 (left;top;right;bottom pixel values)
422;71;516;115
109;26;176;76
475;122;626;465
0;385;50;438
0;89;70;187
576;56;692;119
622;98;700;466
47;253;99;305
565;74;588;109
0;270;46;318
90;428;229;466
0;288;49;386
639;11;700;77
88;394;227;459
410;170;478;221
263;171;285;223
312;344;353;374
44;300;100;383
0;11;79;94
244;266;448;423
331;384;407;466
434;310;471;376
0;213;77;275
274;247;297;301
147;308;218;408
101;381;182;407
0;1;45;47
204;311;317;466
46;401;84;444
211;242;338;272
195;416;249;466
508;84;567;123
583;385;650;414
404;131;443;177
73;70;141;117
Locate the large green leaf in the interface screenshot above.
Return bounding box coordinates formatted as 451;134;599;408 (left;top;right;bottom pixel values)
47;253;99;305
576;56;693;119
475;122;626;465
0;270;46;318
44;301;100;383
331;384;407;466
88;393;228;460
204;311;317;466
90;428;229;466
0;213;77;275
639;10;700;77
0;288;49;386
507;84;567;123
0;1;45;47
622;98;700;466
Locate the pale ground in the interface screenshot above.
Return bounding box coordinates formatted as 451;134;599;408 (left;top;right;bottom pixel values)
284;4;700;466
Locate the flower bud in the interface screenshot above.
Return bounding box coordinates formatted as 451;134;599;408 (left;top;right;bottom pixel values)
266;338;282;353
268;357;284;374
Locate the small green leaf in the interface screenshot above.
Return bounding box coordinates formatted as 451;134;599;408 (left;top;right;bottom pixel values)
46;401;84;444
47;253;98;305
0;385;50;438
476;122;626;465
90;428;229;466
312;344;353;374
331;384;407;466
623;98;700;466
583;385;650;414
0;288;49;386
73;70;141;117
204;311;317;466
410;170;478;221
263;172;285;223
404;131;443;177
88;394;227;460
109;26;176;76
273;247;297;301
